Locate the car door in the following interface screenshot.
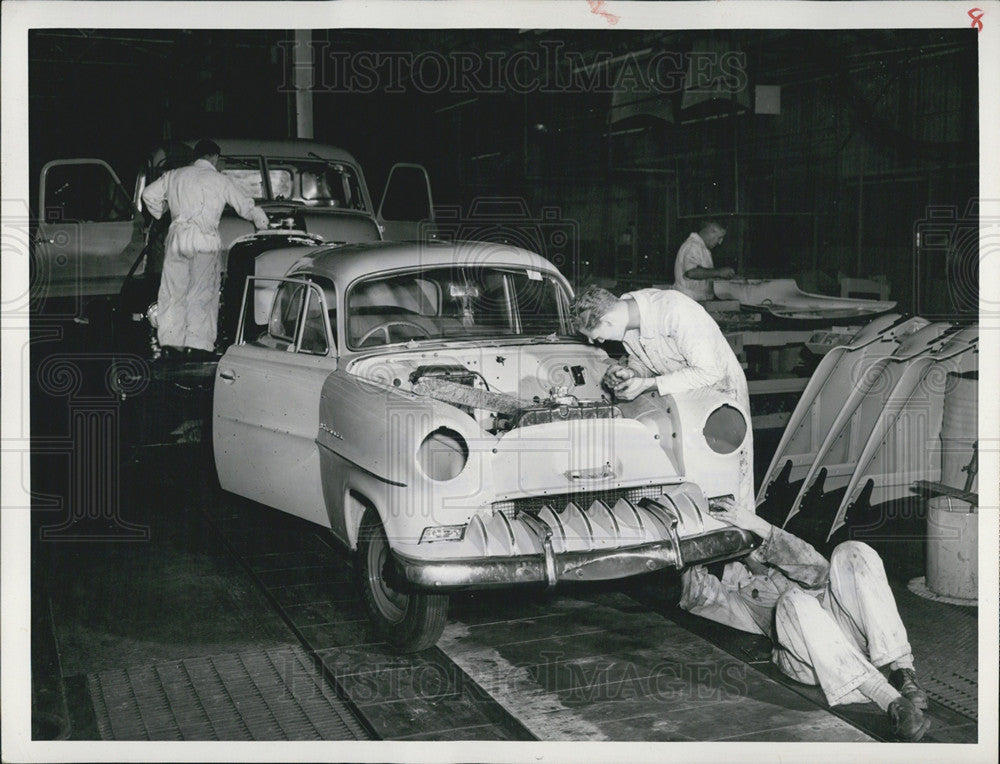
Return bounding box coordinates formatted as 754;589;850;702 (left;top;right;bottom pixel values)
376;163;436;241
36;159;145;299
214;277;337;527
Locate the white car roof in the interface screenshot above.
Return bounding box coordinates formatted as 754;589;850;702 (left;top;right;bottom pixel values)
186;138;361;165
286;240;566;287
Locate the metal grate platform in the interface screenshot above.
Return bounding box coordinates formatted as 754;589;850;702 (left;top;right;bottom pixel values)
87;646;371;740
921;671;978;721
891;580;978;721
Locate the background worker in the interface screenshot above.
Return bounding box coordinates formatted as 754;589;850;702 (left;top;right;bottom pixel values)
681;500;931;742
141;139;269;361
674;220;734;301
569;284;753;512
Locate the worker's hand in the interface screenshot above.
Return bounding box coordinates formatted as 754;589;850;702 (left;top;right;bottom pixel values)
602;363;636;389
708;497;772;537
717;267;736;279
613;376;655;401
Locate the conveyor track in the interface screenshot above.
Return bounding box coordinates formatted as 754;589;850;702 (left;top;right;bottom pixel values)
199;494;537;741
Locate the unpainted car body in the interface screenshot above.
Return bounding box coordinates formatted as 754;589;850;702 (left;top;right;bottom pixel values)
213;240;758;651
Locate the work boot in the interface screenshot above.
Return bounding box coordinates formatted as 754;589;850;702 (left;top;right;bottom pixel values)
887;696;930;742
890;667;929;710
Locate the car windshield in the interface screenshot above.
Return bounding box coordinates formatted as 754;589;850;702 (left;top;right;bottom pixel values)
346;266;570;349
219;155;367;211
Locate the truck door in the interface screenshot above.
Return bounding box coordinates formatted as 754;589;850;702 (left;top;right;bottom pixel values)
36;159;145;300
376;163;436;242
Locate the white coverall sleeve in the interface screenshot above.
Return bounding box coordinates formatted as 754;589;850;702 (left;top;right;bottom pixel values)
624;353;656;377
679;563;766;635
223;177;270;230
652;306;728;397
748;526;830;590
141;174;169;220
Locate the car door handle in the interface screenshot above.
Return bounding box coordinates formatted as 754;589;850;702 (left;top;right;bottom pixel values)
219;369;236;382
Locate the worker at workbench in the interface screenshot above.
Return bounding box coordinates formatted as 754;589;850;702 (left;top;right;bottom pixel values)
673;220;734;301
569;284;753;512
681;499;931;742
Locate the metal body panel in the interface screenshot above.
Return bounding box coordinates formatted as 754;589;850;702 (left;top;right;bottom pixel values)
756;315;928;504
213;343;334;528
782;321;954;526
714;278;896;319
826;326;978;540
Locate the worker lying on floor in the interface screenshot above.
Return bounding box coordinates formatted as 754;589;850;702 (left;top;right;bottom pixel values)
680;498;930;742
569;284;753;512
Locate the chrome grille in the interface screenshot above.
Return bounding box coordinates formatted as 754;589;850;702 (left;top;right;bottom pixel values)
492;484;674;518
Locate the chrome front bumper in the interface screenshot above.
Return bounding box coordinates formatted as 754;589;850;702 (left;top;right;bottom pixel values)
392;526;758;591
390;484;760;592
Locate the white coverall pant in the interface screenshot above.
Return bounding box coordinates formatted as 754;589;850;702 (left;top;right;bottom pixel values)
773;542;913;705
683;541;913;706
157;221;223;352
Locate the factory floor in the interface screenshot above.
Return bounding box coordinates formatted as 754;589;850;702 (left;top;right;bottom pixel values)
31;442;977;744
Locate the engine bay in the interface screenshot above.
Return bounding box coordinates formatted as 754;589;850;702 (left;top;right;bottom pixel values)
348;344;620;435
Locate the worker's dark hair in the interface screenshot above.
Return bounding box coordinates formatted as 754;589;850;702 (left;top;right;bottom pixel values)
194;139;221;159
569;284;619;331
699;219;726;235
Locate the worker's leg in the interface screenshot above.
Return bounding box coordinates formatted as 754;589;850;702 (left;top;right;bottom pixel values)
772;588;878;705
823;541;913;668
775;587;930;740
156;233;189;350
184;247;223;352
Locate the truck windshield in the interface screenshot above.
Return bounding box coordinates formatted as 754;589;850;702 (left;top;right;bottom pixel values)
346;266;571;350
219;156;367;211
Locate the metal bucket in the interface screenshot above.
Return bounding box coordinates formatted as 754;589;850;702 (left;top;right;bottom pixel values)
939;371;977;491
926;494;977;602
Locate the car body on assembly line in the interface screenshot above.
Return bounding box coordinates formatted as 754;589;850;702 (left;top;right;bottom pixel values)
34;138;432;306
213;239;759;652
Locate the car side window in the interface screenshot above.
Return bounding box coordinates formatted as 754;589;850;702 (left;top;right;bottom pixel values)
271;282;304;342
247;279;334;355
44;162;133;223
253;281;304;350
299;287;331;355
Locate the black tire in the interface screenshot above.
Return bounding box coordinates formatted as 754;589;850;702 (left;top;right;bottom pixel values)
356;509;448;653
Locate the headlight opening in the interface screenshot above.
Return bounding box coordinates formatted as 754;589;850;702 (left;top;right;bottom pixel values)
703;404;747;454
416;427;469;481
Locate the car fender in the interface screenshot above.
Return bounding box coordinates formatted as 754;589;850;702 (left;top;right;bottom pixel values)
318;369;486;545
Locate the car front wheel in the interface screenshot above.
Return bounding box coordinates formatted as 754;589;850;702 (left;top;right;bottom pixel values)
357;509;448;653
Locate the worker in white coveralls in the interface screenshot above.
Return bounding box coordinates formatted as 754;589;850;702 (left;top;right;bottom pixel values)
141;139;269;360
681;501;931;741
673;220;734;301
569;285;754;512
